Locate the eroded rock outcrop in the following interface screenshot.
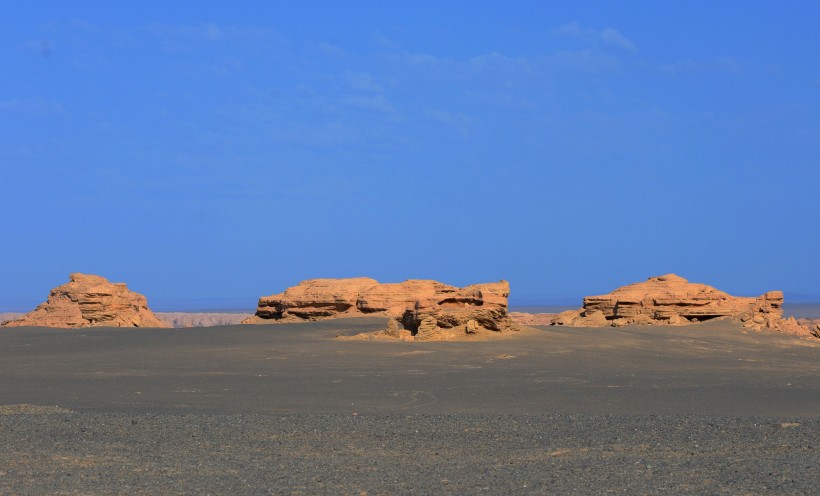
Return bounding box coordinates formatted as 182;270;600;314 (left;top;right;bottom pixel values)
551;274;816;337
797;318;820;338
243;278;520;338
1;273;168;328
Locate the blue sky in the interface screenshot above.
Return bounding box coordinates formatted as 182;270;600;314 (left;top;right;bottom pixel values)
2;1;819;310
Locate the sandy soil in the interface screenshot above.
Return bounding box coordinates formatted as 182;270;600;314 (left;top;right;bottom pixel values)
0;318;817;493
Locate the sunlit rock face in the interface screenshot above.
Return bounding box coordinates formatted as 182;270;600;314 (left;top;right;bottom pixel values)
243;278;520;337
1;273;168;328
553;274;815;337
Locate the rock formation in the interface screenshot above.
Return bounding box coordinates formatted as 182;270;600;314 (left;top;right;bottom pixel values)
243;278;520;339
383;317;405;338
1;273;169;328
797;318;820;338
551;274;817;337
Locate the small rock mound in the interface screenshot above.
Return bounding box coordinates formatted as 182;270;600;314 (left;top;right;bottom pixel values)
415;316;441;340
797;318;820;338
383;318;411;339
1;273;168;328
551;274;816;337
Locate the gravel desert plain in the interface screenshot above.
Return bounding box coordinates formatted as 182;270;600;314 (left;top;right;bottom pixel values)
6;2;820;494
1;275;819;494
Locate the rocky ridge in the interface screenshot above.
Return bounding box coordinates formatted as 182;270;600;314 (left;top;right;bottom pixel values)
243;278;520;339
798;318;820;337
550;274;817;338
1;273;168;328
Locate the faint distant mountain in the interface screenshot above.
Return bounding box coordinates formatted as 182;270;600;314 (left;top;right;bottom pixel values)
157;312;252;328
1;311;252;328
150;297;256;313
508;295;584;307
0;313;23;325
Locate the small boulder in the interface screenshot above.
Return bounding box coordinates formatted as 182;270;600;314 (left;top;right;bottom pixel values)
465;319;479;334
667;314;689;326
573;310;608;327
552;309;582;326
384;318;402;338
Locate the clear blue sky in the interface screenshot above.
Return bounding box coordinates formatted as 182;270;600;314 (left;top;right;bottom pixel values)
2;1;818;310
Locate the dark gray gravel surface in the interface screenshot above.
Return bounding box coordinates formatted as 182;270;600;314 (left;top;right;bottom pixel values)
1;319;818;416
1;319;818;494
1;413;817;495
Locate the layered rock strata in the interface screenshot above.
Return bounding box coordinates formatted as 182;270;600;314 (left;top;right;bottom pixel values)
1;273;168;328
552;274;816;337
243;278;520;339
798;318;820;338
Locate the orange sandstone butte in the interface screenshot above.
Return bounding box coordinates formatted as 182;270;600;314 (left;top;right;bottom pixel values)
1;273;169;328
552;274;816;338
242;277;520;339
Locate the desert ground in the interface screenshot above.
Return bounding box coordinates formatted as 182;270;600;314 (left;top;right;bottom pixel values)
1;318;818;494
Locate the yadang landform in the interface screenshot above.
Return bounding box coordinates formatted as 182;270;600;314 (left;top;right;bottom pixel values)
2;273;818;340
